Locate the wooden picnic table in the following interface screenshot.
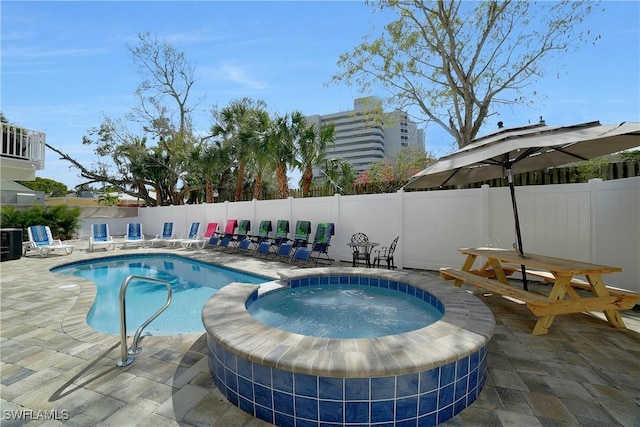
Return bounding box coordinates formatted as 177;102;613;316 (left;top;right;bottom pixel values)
440;247;640;335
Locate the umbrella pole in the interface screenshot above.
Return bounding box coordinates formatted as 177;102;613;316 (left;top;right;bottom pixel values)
507;168;529;291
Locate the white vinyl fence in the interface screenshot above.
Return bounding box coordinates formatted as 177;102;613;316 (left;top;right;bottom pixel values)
80;177;640;293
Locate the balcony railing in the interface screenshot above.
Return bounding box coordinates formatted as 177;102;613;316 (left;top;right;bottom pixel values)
1;123;46;170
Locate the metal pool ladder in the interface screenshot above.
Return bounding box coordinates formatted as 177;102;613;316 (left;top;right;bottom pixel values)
117;275;172;367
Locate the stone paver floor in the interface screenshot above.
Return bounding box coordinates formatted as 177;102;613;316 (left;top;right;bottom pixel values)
1;240;639;426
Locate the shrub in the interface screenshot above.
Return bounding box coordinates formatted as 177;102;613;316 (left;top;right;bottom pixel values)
0;204;81;240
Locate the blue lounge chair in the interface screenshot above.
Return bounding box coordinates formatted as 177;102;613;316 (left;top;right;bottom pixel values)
149;222;175;247
89;223;116;252
122;223;146;248
24;225;75;257
166;222;200;247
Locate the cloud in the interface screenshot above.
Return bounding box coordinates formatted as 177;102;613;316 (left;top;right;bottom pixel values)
204;62;268;91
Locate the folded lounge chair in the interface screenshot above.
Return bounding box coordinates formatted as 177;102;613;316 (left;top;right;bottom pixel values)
229;220;251;252
274;220;311;262
24;225;75;257
122;223;146;248
255;219;289;258
89;223;116;252
180;222;218;249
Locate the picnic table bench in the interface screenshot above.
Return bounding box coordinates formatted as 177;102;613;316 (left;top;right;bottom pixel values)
441;247;640;335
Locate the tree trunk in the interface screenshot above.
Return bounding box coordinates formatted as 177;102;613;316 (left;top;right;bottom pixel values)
276;164;289;199
253;173;263;200
235;160;245;202
302;167;313;197
205;177;214;203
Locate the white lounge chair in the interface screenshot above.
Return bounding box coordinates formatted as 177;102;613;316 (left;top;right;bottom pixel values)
24;225;75;257
180;222;218;249
122;223;146;248
149;222;175;247
89;223;116;252
166;222;200;247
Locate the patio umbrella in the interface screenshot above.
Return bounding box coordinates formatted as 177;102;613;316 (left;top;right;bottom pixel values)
404;120;640;290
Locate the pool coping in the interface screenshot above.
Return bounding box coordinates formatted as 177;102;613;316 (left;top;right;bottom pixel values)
202;267;496;378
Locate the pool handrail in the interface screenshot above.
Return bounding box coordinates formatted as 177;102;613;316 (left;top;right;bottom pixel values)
117;275;173;367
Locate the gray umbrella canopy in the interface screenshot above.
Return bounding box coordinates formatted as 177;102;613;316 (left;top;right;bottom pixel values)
404;120;640;290
405;121;640;189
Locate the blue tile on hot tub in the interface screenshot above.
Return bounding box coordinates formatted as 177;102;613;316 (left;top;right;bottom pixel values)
319;400;344;422
224;367;238;391
349;276;359;284
389;281;399;291
372;376;395;400
370;277;379;287
454;377;468;402
253;363;272;387
273;369;293;393
296;418;319;427
345;401;369;423
360;276;370;286
294;372;318;398
419;412;437;427
319;377;343;400
255;404;274;424
440;363;455;387
300;277;309;287
398;282;407;293
274;390;293;414
238;395;254;415
320;276;329;285
437;404;454;424
371;400;394;422
438;383;454;409
238;376;253;399
295;396;318;420
274;412;294;427
470;350;479;371
456;356;469;379
255;384;273;409
339;276;349;284
396;395;418;419
396;373;419;397
309;277;319;286
419;390;437;416
420;368;439;393
236;356;252;379
345;377;370;400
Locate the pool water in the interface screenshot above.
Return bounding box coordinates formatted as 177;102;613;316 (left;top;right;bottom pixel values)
53;254;266;335
248;284;443;338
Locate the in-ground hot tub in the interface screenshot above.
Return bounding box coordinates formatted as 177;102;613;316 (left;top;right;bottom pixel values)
203;268;495;426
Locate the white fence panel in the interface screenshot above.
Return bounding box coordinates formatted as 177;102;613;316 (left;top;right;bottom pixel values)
128;177;639;291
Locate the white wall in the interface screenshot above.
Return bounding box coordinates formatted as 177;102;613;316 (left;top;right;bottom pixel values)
99;176;639;292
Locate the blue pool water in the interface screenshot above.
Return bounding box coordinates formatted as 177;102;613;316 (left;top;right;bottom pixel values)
248;284;443;338
52;254;267;335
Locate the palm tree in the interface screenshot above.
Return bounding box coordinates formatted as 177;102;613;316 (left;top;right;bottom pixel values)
238;108;272;200
265;112;305;199
297;122;335;197
210;98;266;201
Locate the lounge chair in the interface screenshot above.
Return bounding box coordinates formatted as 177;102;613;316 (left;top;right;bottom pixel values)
228;220;251;252
255;219;288;258
122;223;146;249
24;225;75;257
215;219;238;250
149;222;175;247
89;223;116;252
275;220;310;262
373;236;399;269
180;222;218;249
308;222;335;265
166;222;200;247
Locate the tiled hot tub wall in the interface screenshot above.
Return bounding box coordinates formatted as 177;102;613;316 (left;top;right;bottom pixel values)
203;268;495;427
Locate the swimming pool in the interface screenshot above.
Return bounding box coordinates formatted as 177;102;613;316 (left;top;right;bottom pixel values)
248;284;443;338
52;254;268;335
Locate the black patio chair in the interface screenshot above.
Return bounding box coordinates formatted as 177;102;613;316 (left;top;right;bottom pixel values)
373;236;399;269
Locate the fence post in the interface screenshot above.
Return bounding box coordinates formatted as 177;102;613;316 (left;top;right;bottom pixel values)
589;178;603;262
480;185;491;246
396;188;405;269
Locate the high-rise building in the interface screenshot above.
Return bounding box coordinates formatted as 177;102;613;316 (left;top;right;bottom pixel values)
306;96;424;177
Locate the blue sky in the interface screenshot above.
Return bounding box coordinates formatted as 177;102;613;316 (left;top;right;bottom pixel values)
2;1;639;190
